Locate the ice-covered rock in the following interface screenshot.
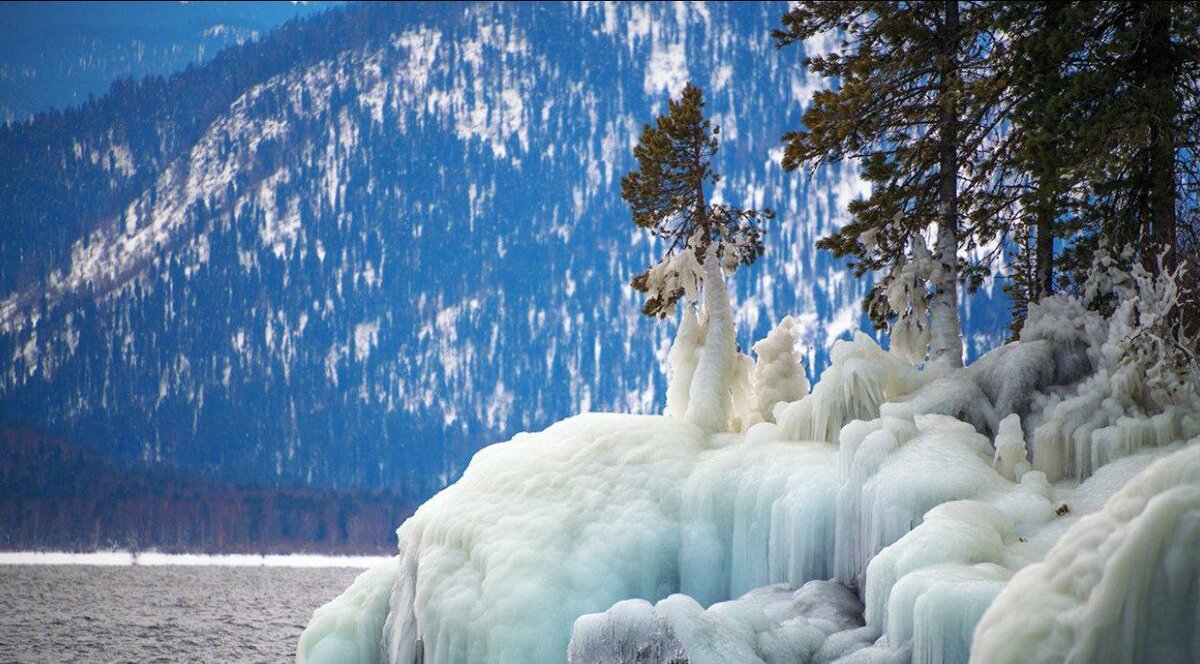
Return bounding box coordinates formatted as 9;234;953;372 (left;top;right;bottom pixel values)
972;441;1200;664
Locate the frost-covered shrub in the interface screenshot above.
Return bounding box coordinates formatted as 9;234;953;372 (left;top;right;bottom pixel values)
883;240;933;366
1031;246;1200;481
749;316;810;425
1115;257;1200;411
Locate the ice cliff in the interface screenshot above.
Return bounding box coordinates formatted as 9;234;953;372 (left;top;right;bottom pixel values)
298;286;1200;663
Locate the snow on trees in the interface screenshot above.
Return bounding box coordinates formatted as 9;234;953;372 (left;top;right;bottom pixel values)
773;1;1009;369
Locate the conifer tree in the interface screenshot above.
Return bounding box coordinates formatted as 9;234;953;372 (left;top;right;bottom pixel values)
622;83;772;318
978;1;1089;333
1060;1;1200;277
774;1;1002;368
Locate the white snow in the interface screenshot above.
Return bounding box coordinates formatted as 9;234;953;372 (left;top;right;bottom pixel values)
644;41;688;97
354;319;381;362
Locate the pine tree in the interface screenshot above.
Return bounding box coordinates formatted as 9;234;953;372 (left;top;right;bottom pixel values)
775;1;1004;368
622;83;772;433
979;1;1089;332
1002;221;1037;339
622;83;772;318
1055;1;1200;279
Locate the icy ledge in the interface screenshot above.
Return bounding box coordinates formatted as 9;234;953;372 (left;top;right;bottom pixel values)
972;443;1200;663
298;324;1199;663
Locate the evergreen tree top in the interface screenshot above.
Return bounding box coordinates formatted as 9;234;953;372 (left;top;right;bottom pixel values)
622;82;772;318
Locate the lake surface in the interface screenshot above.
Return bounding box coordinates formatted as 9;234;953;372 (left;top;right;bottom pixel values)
0;564;364;663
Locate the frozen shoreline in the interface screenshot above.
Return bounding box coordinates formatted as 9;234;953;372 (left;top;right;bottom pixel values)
0;551;390;568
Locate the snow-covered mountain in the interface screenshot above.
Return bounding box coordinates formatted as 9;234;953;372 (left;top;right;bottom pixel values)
0;2;1008;497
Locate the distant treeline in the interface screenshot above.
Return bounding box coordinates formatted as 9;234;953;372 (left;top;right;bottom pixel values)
0;429;413;554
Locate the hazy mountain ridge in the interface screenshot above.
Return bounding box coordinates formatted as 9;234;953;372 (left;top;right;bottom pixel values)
0;1;340;125
0;2;1007;498
0;428;411;553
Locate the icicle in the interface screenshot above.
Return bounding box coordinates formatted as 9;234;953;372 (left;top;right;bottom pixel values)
665;306;704;420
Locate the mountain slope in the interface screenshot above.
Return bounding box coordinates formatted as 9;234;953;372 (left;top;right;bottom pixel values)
0;2;1008;498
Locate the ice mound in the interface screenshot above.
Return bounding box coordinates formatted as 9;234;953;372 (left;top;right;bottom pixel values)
972;442;1200;664
297;412;848;663
853;435;1190;662
381;414;708;664
679;437;840;606
299;300;1200;663
567;580;863;664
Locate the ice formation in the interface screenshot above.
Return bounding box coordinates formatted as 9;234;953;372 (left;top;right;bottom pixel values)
666;306;704;420
972;443;1200;664
297;557;399;664
750;316;810;425
684;252;740;434
568;581;864;664
299;264;1200;664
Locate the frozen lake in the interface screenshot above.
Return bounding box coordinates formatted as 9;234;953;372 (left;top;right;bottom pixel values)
0;563;366;663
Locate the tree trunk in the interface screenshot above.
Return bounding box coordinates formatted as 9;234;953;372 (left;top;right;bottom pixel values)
685;248;736;433
1035;191;1055;298
930;0;964;369
1142;1;1177;274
